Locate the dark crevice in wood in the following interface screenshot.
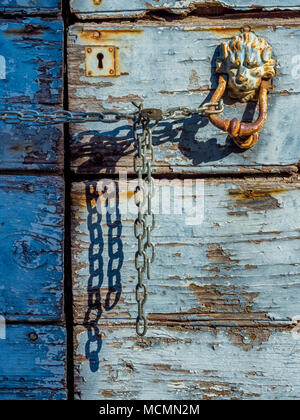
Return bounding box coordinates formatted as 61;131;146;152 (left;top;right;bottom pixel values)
69;171;298;182
68;7;300;24
0;12;61;19
62;0;75;401
4;320;65;326
0;169;63;176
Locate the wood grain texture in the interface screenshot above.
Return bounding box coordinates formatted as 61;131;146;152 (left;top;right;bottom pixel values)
72;177;300;325
0;324;66;400
74;324;300;400
0;0;61;15
70;0;300;19
68;20;300;175
0;18;63;170
0;176;64;322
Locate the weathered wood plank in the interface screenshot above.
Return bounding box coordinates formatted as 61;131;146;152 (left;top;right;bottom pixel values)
68;20;300;175
71;177;300;325
74;324;300;400
71;0;300;19
0;18;63;170
0;176;64;322
0;0;61;15
0;324;66;400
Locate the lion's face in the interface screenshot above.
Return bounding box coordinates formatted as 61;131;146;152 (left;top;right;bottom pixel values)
216;32;276;102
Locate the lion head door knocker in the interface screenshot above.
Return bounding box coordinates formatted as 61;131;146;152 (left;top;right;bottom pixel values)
208;27;276;149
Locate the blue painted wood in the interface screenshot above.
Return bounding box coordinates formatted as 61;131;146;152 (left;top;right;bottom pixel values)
0;18;63;170
0;324;66;400
0;0;61;15
72;178;300;324
74;325;300;400
0;176;64;322
68;22;300;174
71;0;300;18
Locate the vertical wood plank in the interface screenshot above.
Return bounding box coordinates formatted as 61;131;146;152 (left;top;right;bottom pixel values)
0;176;64;322
0;325;66;400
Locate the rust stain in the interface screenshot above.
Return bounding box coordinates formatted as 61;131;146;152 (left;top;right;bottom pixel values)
245;264;258;270
184;26;270;37
101;390;115;398
228;187;289;211
79;29;143;43
71;188;135;209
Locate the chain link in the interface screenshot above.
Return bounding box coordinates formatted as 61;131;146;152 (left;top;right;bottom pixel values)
0;110;136;125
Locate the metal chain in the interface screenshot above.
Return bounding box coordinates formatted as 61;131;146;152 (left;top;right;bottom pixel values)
0;110;136;125
0;101;223;125
0;99;224;338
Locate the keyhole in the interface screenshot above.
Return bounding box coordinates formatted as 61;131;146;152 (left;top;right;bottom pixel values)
97;53;104;69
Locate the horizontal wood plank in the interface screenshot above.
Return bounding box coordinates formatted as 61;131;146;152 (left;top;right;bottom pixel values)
0;18;63;170
0;324;66;400
72;177;300;325
0;1;61;15
74;324;300;400
68;20;300;175
70;0;300;19
0;176;64;322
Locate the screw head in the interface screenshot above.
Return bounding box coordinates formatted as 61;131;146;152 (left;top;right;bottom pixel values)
109;69;115;75
93;31;101;39
87;48;92;54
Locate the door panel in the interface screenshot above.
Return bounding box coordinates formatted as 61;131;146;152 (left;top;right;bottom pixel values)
72;177;300;399
68;21;300;175
74;325;300;400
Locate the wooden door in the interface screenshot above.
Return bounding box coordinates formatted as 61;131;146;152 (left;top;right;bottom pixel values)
69;4;300;400
0;1;66;399
1;1;300;401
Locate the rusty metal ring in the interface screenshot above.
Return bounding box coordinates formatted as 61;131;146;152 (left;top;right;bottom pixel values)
207;75;273;149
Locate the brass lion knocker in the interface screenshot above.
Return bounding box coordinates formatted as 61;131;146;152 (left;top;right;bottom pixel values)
208;27;276;149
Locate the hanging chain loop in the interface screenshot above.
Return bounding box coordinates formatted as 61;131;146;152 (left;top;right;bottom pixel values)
132;103;161;337
0;100;223;125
